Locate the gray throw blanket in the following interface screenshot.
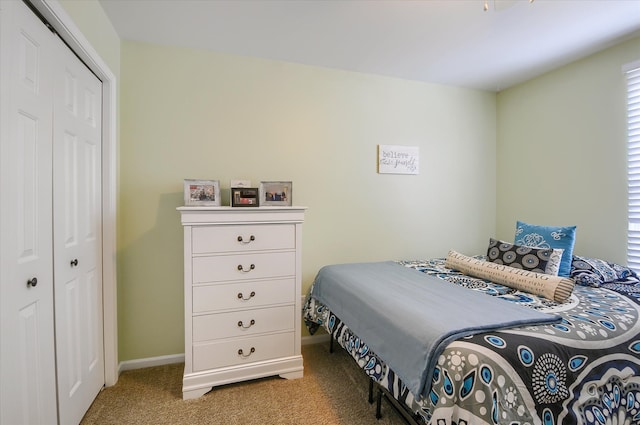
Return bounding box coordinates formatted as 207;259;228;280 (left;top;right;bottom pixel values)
310;261;561;398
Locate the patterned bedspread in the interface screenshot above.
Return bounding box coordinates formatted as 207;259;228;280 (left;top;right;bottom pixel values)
303;258;640;425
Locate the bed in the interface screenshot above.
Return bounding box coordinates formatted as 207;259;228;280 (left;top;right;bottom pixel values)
303;250;640;425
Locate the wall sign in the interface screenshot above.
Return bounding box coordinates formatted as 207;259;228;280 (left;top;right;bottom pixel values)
377;145;419;175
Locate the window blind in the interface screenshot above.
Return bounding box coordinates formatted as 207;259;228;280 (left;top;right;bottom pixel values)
627;64;640;271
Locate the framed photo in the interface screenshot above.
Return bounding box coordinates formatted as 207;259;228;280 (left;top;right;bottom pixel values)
231;187;259;207
260;181;292;206
184;179;220;206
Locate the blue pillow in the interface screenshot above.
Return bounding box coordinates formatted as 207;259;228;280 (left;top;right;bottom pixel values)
514;221;577;277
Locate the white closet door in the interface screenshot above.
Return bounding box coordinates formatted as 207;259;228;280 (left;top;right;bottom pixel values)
0;1;58;424
52;34;104;425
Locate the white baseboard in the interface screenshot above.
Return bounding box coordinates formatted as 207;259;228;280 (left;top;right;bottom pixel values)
302;333;330;346
118;353;185;373
117;297;325;373
117;335;329;374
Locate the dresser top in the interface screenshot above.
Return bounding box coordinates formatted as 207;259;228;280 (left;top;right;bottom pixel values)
177;206;307;225
177;206;307;211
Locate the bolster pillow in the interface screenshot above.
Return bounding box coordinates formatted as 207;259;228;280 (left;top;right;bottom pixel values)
445;250;574;303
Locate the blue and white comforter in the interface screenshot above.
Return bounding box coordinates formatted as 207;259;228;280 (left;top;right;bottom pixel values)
303;258;640;425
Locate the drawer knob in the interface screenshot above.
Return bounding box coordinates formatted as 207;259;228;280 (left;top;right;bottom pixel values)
27;277;38;288
237;264;255;272
238;347;256;358
237;319;256;329
237;291;256;301
237;235;255;244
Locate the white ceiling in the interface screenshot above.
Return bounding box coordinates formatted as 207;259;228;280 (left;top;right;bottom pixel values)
98;0;640;92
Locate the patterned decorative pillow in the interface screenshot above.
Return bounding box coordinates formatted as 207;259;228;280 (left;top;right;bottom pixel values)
613;263;639;281
446;250;574;303
570;255;639;287
486;238;563;276
514;221;577;277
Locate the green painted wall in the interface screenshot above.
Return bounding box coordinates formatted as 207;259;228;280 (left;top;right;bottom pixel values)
118;41;497;360
58;1;640;364
496;36;640;264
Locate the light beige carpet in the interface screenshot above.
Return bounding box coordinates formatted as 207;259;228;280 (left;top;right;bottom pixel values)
81;342;408;425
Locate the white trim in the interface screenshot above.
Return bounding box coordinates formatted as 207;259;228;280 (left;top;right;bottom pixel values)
116;334;330;373
302;333;331;345
119;354;185;373
117;334;331;373
29;0;119;387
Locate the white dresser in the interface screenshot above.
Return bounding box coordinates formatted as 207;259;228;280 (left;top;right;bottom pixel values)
178;206;306;399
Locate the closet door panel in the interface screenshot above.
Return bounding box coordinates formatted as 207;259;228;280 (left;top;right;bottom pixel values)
53;33;104;425
0;1;58;423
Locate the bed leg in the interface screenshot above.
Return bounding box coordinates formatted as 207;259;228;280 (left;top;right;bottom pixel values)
329;335;334;353
368;379;374;404
375;386;383;419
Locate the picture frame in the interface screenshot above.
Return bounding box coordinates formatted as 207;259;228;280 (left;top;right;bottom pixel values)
231;187;259;207
377;145;419;175
184;179;220;206
259;181;292;206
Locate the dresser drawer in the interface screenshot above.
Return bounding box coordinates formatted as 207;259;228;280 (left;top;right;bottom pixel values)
193;305;294;342
193;278;294;313
192;251;295;283
192;224;294;254
193;332;294;372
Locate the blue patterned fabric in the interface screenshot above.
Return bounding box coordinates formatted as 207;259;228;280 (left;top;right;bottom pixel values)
304;257;640;425
571;255;640;287
515;221;577;277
